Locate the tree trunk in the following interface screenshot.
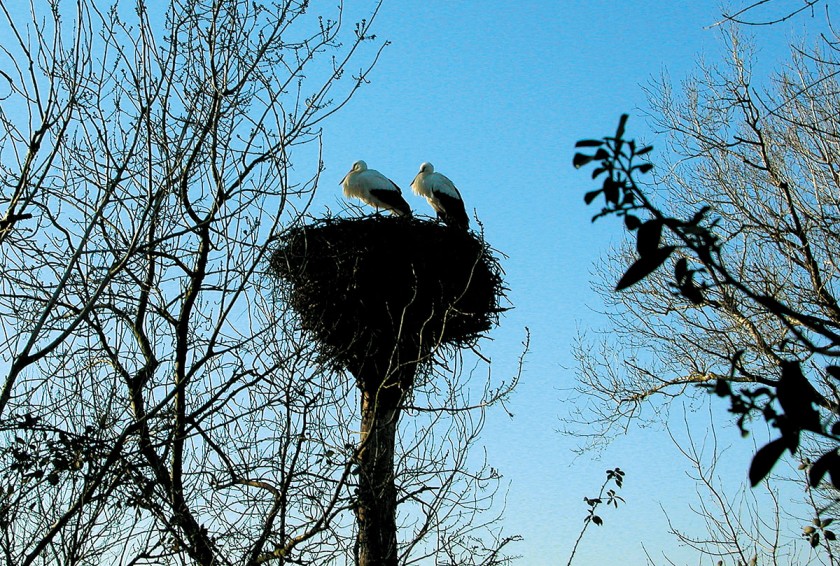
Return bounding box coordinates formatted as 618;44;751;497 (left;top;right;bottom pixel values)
355;386;402;566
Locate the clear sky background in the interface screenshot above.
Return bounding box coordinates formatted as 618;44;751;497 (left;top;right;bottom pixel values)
0;1;826;563
310;2;825;564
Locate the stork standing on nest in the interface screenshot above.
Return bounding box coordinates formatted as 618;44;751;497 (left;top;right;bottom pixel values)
341;160;412;217
411;162;469;229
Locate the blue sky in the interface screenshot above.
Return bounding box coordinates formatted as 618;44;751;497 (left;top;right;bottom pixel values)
0;1;825;562
314;2;822;564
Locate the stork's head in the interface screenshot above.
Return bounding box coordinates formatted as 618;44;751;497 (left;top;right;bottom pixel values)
418;162;434;175
341;160;368;186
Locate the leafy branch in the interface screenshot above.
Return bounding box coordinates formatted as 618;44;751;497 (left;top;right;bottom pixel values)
573;115;840;492
566;468;625;566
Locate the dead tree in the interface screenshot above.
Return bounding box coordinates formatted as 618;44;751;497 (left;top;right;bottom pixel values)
271;215;505;565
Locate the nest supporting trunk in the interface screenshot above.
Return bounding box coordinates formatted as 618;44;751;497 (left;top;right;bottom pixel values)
270;215;505;565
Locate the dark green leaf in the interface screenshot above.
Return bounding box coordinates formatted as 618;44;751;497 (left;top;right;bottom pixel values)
762;403;780;422
749;437;787;486
615;114;628;141
584;190;601;205
615;247;675;291
636;145;653;156
714;379;731;397
829;461;840;490
674;257;688;281
777;361;822;432
603;178;620;204
591;167;606;179
573;153;593;169
827;366;840;381
826;530;836;541
636;163;653;174
783;429;801;455
592;515;603;526
624;215;641;230
682;283;705;305
636;220;663;256
808;450;838;487
810;532;820;548
575;139;604;148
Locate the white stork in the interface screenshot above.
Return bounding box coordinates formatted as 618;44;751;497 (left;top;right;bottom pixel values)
341;160;412;217
410;162;469;229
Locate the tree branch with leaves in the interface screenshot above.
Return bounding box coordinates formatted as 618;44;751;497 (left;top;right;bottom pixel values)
574;110;840;518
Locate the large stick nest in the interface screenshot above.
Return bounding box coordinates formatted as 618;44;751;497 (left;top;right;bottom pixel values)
269;216;506;386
